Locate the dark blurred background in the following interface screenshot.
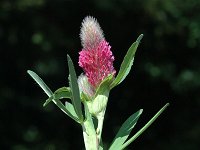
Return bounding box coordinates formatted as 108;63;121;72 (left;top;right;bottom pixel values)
1;0;200;149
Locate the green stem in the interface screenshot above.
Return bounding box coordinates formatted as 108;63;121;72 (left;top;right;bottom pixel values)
121;103;169;149
96;109;106;144
82;102;99;150
82;115;98;150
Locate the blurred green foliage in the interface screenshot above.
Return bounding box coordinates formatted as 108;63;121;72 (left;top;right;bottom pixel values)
0;0;200;149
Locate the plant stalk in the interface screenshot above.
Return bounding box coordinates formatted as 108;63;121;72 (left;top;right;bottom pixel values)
82;107;98;150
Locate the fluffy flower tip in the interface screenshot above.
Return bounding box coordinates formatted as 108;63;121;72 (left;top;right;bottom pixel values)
80;16;104;50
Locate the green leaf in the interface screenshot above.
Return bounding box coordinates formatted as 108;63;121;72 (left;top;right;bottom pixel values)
121;103;169;149
53;98;80;123
42;86;79;122
43;87;71;107
98;143;103;150
110;34;143;89
83;101;91;122
67;55;84;122
109;109;143;150
81;92;91;102
27;70;53;97
27;70;80;123
95;74;114;97
65;101;78;119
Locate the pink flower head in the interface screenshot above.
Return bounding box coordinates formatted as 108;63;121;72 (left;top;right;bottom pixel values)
78;16;116;89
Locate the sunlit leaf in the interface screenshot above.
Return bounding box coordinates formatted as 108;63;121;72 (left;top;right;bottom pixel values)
43;87;71;107
121;103;169;149
27;70;53;97
110;34;143;89
65;101;78;119
109;109;143;150
67;55;84;122
95;74;114;97
53;98;79;123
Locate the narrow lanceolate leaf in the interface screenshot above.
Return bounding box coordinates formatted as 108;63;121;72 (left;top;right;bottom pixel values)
42;86;79;122
121;103;169;149
43;87;71;107
53;98;79;123
110;34;143;89
109;109;143;150
67;55;84;122
28;70;79;123
27;70;53;97
65;101;78;119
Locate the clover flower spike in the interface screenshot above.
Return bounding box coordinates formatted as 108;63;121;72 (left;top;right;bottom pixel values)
78;16;116;89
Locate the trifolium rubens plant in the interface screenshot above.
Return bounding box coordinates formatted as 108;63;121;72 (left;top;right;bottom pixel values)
27;16;169;150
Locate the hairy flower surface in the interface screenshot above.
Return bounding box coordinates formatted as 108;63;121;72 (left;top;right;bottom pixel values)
78;74;94;97
78;16;116;89
80;16;104;50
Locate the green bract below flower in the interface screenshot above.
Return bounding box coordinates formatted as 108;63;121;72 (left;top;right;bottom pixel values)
27;16;169;150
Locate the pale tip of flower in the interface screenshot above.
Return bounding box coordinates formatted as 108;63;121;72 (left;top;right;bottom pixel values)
80;16;104;50
78;73;94;97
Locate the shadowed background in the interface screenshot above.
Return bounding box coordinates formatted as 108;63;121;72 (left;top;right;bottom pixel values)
0;0;200;149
